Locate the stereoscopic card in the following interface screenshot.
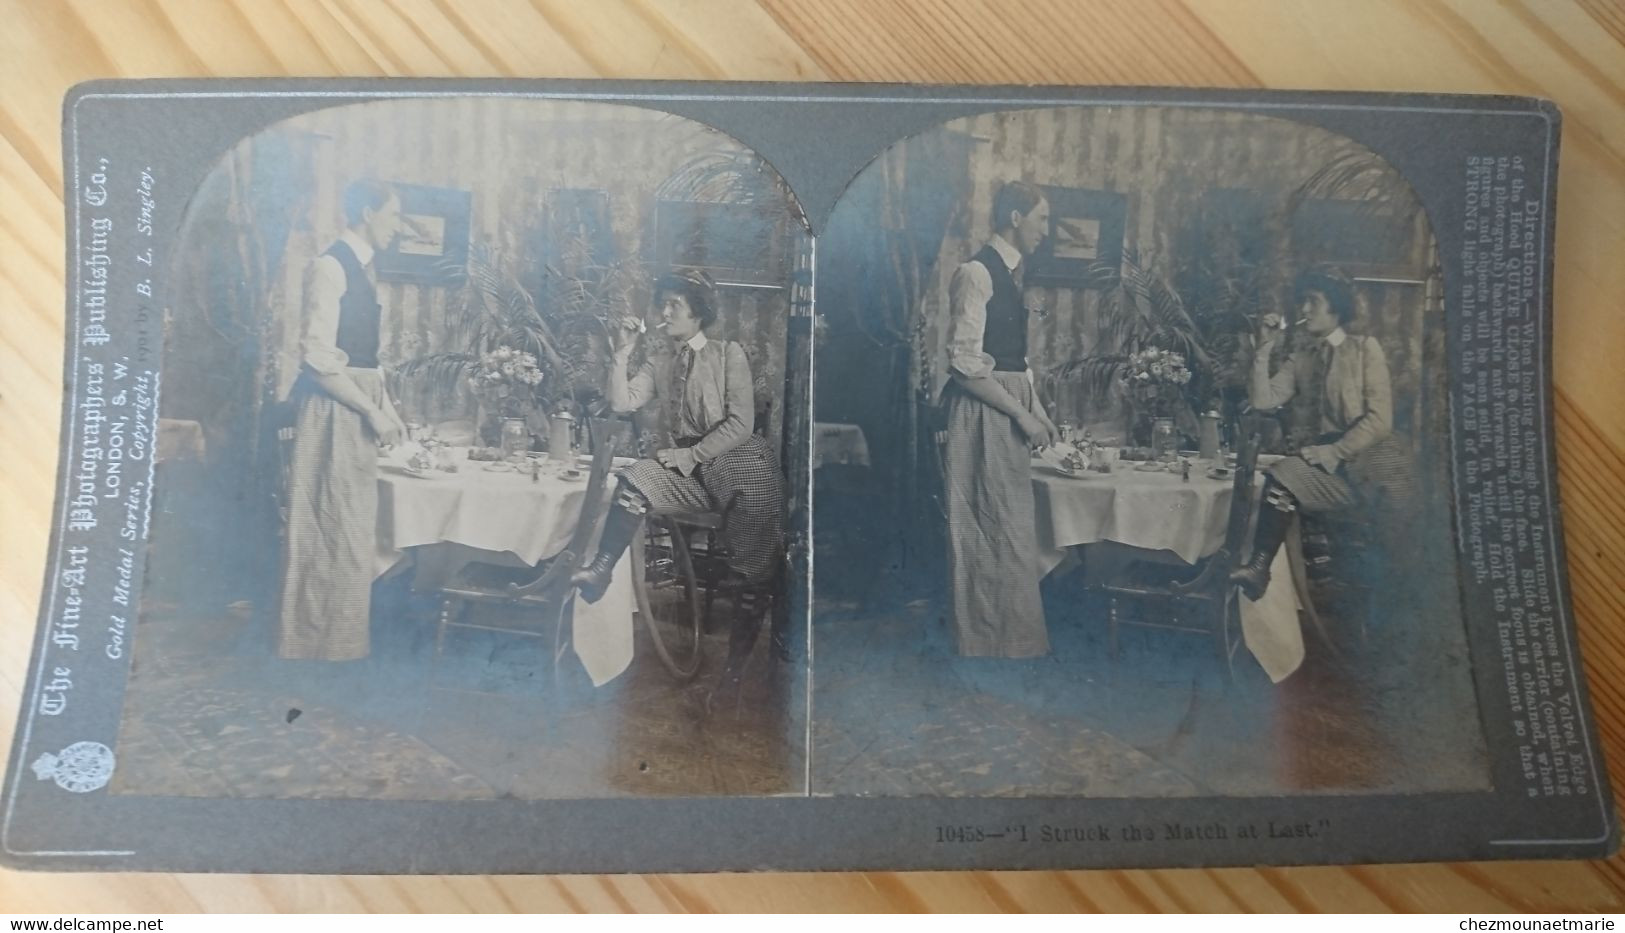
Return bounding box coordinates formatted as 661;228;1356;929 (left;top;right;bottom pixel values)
2;79;1611;873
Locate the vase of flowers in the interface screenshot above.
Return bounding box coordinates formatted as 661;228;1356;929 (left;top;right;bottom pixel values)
468;345;545;447
1120;347;1192;449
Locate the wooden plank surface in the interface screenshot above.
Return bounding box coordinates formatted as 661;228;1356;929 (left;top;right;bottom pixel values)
2;0;1622;912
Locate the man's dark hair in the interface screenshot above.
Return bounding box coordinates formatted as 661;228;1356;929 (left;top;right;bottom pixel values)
654;268;719;329
343;180;396;226
1295;266;1357;326
992;181;1046;231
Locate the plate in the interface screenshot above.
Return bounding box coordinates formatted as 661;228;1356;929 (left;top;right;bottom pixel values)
1206;468;1234;481
483;461;516;473
1042;464;1094;479
1135;461;1166;472
1036;441;1086;475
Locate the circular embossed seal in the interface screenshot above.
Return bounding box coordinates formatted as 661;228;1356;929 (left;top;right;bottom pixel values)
30;741;115;793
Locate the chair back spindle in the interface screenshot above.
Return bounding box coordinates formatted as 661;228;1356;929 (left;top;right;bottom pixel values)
1165;419;1261;595
505;431;619;600
1218;422;1264;575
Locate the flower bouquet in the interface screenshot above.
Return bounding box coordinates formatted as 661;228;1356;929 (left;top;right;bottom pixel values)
467;346;544;415
467;346;544;448
1120;347;1192;449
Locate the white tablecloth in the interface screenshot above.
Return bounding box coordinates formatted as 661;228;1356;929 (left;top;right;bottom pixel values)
1032;459;1304;682
812;422;871;469
374;457;634;686
1033;463;1236;565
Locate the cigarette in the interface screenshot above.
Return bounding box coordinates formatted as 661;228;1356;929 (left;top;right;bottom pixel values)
655;321;670;330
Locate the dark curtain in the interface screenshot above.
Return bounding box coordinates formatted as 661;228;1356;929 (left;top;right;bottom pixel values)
147;135;311;610
815;132;973;604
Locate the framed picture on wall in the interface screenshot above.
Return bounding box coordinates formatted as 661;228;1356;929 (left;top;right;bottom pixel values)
1027;185;1128;288
529;187;613;298
541;188;613;268
1290;197;1423;280
376;182;473;286
651;198;788;287
1189;187;1272;268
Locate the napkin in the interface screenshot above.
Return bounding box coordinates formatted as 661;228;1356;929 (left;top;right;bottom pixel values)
1037;441;1084;473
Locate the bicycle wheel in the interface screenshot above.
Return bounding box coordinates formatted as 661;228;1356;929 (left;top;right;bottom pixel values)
631;518;703;681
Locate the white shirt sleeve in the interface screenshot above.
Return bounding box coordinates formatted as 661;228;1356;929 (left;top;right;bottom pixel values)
946;260;996;380
300;254;351;376
607;351;658;413
1249;345;1299;412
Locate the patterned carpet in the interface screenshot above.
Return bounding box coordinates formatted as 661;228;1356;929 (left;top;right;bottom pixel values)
813;686;1197;797
110;568;1488;801
810;588;1491;798
112;679;495;800
111;585;805;800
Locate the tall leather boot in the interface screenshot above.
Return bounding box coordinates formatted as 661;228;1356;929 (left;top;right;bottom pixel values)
571;483;647;604
1230;481;1297;602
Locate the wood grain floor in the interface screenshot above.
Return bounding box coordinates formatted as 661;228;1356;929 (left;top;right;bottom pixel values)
2;0;1623;913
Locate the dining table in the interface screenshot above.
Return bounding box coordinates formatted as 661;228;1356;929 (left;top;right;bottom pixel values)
372;447;636;687
1031;453;1306;682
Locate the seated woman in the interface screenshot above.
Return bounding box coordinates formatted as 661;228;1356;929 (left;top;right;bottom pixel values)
1230;267;1417;601
572;268;785;606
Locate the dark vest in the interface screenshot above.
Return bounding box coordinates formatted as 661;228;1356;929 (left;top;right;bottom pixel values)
971;244;1027;372
326;239;380;369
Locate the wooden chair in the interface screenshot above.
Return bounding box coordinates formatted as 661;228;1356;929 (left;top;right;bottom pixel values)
652;398;785;698
265;400;299;530
1299;501;1399;645
922;401;951;524
431;432;621;693
1102;423;1264;679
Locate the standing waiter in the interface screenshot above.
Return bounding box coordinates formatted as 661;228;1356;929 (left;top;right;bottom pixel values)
940;181;1059;658
279;180;406;661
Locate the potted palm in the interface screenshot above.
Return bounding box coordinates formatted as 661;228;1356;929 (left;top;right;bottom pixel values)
1046;249;1219;447
393;237;645;446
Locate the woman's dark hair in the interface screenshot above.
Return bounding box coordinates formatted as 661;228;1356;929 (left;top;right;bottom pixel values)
654;268;719;329
342;180;396;226
1295;266;1356;326
992;181;1046;231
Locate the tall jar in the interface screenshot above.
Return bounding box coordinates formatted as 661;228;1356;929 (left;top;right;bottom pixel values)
500;417;529;460
1151;417;1177;461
